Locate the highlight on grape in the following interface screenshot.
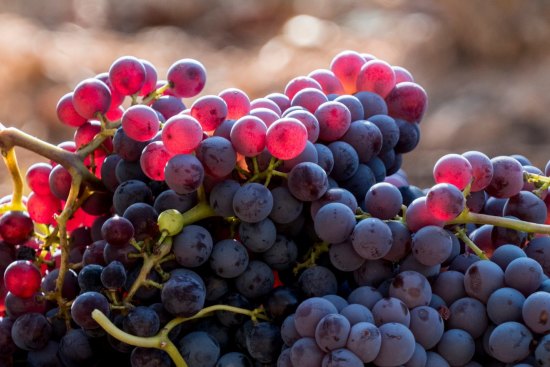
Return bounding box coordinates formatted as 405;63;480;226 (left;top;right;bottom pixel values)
0;50;549;367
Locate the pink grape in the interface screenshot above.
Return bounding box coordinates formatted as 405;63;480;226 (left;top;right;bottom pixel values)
426;183;466;221
109;56;146;96
330;50;366;95
393;66;414;83
219;88;250;119
72;78;112;119
285;110;320;143
250;98;282;116
190;95;228;131
291;88;328;114
56;93;87;127
385;82;428;123
25;163;53;196
162;115;204;154
433;154;473;191
250;108;280;127
95;72;125;110
486;156;525;198
356;60;396;98
230;116;267;157
265;92;291;113
27;192;61;225
315;101;351;142
4;261;42;298
138;59;158;97
74;120;101;149
167;59;207;98
462;151;494;192
140;141;173;181
308;69;345;95
405;197;445;232
284;76;322;100
266;118;308;160
121;105;160;142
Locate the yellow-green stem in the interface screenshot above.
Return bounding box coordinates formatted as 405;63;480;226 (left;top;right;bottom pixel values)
454;226;489;260
1;148;25;211
447;210;550;235
142;83;171;104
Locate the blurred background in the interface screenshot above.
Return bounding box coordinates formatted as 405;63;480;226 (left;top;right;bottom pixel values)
1;0;550;195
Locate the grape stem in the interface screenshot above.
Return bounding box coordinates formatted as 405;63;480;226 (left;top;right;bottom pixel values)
293;241;330;275
1;147;25;211
453;226;489;260
92;304;269;367
447;210;550;235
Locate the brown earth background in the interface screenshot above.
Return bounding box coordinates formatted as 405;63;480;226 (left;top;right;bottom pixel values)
0;0;549;196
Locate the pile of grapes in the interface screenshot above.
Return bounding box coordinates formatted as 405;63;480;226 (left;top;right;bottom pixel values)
0;50;550;367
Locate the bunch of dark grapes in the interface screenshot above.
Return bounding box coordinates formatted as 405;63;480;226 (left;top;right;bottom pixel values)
1;49;550;367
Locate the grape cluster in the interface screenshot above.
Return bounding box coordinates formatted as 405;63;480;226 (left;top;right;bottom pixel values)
0;49;549;367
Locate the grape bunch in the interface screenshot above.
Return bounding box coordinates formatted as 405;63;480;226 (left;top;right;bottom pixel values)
0;49;549;367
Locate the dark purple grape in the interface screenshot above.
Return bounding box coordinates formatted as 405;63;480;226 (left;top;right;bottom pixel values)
298;266;338;297
71;291;110;330
178;331;220;367
489;321;532;363
161;269;205;317
123;306;160;337
373;322;416;366
100;260;127;289
315;313;351;352
130;347;172;367
11;312;52;351
246;322;282;363
101;215;135;247
389;270;432;308
209;239;249;278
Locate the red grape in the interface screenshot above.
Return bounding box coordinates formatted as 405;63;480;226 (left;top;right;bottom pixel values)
162;115;204;154
138;59;158;97
266;118;308;160
72;78;112;120
140;141;173;181
308;69;345;95
433;154;473;191
167;59;207;98
426;183;465;221
219;88;250;119
392;66;414;83
190;95;228;131
250;98;282;116
4;260;41;298
56;93;87;127
356;60;396;98
230;116;267;157
291;88;328;114
109;56;146;96
25;163;53;196
385;82;428;123
315;101;351;142
330;50;366;95
462;151;494;192
27;193;61;225
284;76;322;100
121;105;160;142
0;211;34;246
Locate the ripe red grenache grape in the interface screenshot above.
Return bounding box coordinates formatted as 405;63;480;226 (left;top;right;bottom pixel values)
27;192;61;225
284;76;323;101
250;98;282;116
385;82;428;123
265;92;291;113
0;211;34;246
219;88;251;119
250;108;280;127
56;93;87;127
290;88;328;114
433;154;473;191
162;115;204;154
190;95;228;131
72;78;112;120
356;60;396;98
167;59;207;98
462;150;494;192
329;50;366;94
109;56;146;96
315;101;352;142
266;118;308;160
307;69;345;95
138;59;159;97
426;183;466;221
140;141;173;181
230;116;267;157
392;66;414;83
25;163;53;196
4;260;42;298
121;105;160;142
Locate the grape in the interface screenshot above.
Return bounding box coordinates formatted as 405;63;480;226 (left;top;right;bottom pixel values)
535;334;550;367
330;50;366;94
284;76;323;100
310;187;358;219
373;322;416;366
389;270;432;308
25;163;53;196
178;331;220;367
504;257;543;295
262;234;298;270
161;114;203;154
191;95;228;131
1;212;33;249
140;141;173;181
10;312;51;351
71;291;110;329
291;87;328;114
27;340;61;366
131;347;172;367
351;217;392;260
246;321;282;363
122;105;160;142
385;82;428;123
353;259;394;287
232;183;273;223
314;202;356;244
405;343;427;367
72;78;111;119
394;118;420;153
411;225;453;266
294;297;338;337
277;348;293;367
308;69;345;95
409;305;444;349
426;183;465;221
365;116;399;155
265;92;291;113
285;109;320;143
462;150;493;191
172;225;213;268
41;268;79;301
364;182;403;220
265;117;308;160
432;270;465;305
372;297;411;326
235;260;274;299
123;203;159;241
56;92;87;127
167;59;206;98
164;154;204;194
108;56;146;95
210;239;249;278
5;291;47;318
447;297;488;338
154;189;196;214
216;352;252;367
464;260;504;303
229;115;267;157
522;291;550;334
266;287;299;323
250;97;282;115
486;287;525;324
100;261;127;289
322;349;363;367
4;260;41;298
405;197;445;232
298;266;338;297
101;215;134;247
436;329;475;366
290;337;325;367
486;156;525;198
315;101;352;142
489;321;533;363
161;270;205;317
48;164;72;201
504;191;548;224
121;306;160;338
287;162;329;201
340;163;377;202
152;95;186;119
58;329;94;367
219;88;250;119
354;91;388;118
281;314;301;347
433;153;473;190
525;236;550;275
356;59;396;98
329;240;365;272
315;143;335;174
425;352;450;367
